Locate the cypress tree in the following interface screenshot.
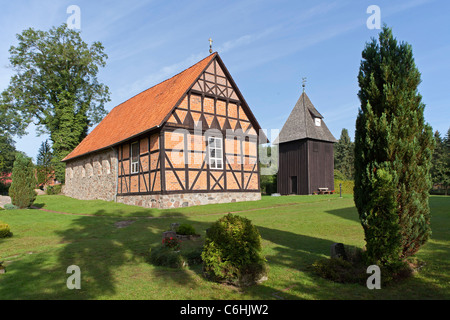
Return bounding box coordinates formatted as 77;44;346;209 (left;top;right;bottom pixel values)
9;153;37;208
354;26;434;264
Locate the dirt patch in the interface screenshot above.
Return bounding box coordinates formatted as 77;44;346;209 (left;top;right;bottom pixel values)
114;220;135;229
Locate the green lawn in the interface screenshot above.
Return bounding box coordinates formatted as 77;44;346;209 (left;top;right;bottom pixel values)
0;194;448;300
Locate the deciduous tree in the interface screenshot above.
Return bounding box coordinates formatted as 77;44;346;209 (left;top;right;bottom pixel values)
1;24;110;182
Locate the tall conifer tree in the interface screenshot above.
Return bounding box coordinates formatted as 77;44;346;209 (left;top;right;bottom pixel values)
354;26;434;264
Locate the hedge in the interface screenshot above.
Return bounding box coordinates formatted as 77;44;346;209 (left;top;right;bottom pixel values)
334;180;354;194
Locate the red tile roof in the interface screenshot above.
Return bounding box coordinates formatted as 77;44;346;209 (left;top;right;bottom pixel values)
63;53;216;162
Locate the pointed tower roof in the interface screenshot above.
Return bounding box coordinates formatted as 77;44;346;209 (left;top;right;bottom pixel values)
275;92;336;144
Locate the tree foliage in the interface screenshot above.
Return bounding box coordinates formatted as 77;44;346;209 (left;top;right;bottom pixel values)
36;139;54;186
334;128;355;180
354;26;434;264
1;24;110;182
0;134;16;176
9;153;37;209
430;129;450;194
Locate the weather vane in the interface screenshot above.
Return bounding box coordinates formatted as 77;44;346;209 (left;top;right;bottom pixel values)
209;38;213;54
302;77;307;92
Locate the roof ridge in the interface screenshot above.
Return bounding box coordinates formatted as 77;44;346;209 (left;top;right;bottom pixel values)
63;52;217;162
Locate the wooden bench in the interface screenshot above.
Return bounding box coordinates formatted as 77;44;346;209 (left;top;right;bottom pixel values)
318;188;333;195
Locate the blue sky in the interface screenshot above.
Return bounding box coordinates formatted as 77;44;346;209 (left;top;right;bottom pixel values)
1;0;449;161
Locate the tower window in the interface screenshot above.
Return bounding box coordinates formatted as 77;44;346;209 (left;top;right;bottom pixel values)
314;118;321;127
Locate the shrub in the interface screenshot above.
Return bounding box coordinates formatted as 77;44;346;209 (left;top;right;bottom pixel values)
46;184;62;195
162;236;181;251
201;213;267;287
182;247;203;266
0;222;12;238
149;246;183;268
176;223;197;236
260;174;277;195
334;179;354;194
9;154;37;208
3;204;18;210
313;246;367;284
312;245;415;286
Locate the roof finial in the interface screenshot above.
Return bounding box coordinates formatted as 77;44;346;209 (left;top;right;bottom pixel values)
209;38;213;54
302;77;307;92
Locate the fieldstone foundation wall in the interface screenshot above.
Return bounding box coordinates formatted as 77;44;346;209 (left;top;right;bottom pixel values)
64;148;118;201
116;191;261;209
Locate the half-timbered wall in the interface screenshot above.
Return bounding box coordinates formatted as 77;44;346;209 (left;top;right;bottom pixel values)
114;56;261;207
162;57;260;194
117;133;161;195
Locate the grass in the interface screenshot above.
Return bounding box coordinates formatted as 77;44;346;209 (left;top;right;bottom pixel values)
0;194;448;300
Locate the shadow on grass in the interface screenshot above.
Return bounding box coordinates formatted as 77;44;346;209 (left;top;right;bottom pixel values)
30;203;45;209
324;206;360;223
1;195;448;300
0;209;201;299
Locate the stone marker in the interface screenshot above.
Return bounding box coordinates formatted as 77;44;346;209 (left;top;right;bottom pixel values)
330;243;347;260
170;223;180;231
162;231;177;239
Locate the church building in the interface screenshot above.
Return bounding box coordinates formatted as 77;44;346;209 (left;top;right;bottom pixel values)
62;52;264;209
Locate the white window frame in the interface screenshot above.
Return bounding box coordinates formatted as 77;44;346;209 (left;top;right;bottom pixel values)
208;137;223;170
131;142;139;174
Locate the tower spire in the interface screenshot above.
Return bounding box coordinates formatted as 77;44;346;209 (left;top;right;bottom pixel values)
209;38;213;54
302;77;307;92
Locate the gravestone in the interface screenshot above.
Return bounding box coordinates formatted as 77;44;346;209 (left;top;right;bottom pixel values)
162;231;177;239
170;223;180;231
330;243;347;260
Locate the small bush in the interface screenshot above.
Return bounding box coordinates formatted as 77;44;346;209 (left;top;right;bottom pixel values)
313;257;366;284
176;223;197;236
9;154;37;208
0;222;12;238
46;184;62;195
149;246;183;268
201;213;267;287
312;245;415;286
182;247;203;266
162;236;181;251
0;207;4;211
3;203;19;210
